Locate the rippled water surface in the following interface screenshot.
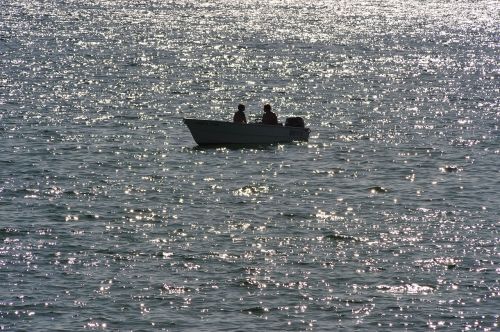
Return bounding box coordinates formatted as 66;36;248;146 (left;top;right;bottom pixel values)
1;0;499;330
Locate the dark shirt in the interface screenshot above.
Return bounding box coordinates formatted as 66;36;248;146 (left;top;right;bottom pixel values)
233;110;247;123
262;111;278;125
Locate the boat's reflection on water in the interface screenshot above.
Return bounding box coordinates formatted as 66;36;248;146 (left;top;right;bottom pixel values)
191;142;287;151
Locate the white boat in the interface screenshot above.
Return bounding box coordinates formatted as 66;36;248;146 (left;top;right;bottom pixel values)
183;118;311;145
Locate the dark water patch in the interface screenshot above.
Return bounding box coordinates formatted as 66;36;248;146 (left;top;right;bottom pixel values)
368;186;389;193
0;227;26;240
323;233;363;242
0;188;42;199
439;165;462;173
238;278;268;290
240;306;270;316
279;211;314;219
192;143;282;150
413;257;459;270
114;114;141;120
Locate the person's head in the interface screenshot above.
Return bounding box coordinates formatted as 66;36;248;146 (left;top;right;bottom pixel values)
263;104;271;112
238;104;245;112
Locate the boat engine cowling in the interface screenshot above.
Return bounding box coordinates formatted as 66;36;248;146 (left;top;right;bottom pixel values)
285;117;305;128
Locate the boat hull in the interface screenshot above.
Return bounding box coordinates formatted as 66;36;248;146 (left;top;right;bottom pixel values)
183;118;310;145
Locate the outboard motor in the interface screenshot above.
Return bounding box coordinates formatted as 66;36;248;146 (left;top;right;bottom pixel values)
285;117;305;128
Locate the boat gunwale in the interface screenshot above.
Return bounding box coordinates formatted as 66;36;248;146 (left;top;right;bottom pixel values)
183;118;310;130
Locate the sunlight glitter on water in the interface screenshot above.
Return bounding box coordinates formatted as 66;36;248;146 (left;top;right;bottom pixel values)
1;0;499;330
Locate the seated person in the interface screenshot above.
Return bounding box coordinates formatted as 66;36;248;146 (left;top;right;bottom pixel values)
233;104;247;124
261;104;278;125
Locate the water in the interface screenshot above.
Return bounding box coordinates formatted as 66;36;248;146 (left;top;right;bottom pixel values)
1;0;498;330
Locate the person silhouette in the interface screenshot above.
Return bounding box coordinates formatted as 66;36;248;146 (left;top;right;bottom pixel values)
261;104;278;125
233;104;247;124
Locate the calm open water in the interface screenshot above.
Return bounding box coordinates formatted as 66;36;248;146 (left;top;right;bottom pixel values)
1;0;499;331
